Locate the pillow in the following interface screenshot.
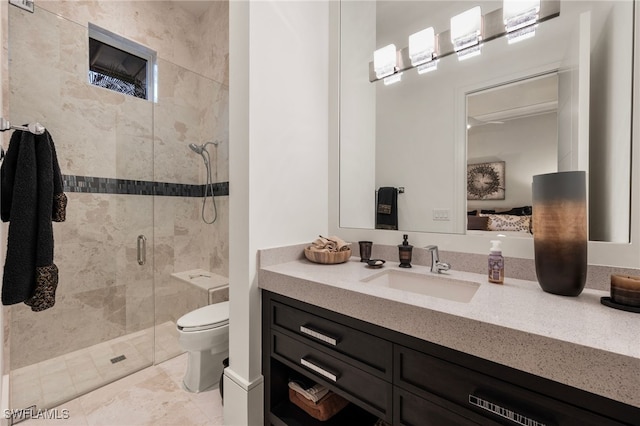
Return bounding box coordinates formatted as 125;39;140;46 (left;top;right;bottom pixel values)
467;216;489;230
486;214;531;232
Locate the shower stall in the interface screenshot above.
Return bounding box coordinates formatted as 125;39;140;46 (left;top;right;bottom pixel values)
1;1;229;413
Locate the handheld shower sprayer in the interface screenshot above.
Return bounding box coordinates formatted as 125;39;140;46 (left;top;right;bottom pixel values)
188;140;222;224
189;141;220;154
188;143;204;154
189;141;220;165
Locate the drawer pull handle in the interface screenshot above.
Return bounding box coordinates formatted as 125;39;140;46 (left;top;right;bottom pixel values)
300;358;338;382
300;325;338;346
469;395;546;426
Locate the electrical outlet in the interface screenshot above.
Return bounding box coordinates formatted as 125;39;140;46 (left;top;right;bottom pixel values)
433;209;450;221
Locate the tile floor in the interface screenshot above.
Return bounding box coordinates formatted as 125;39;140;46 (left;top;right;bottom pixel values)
15;353;224;426
10;321;183;412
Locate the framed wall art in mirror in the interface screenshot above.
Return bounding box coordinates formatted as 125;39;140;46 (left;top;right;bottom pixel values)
467;161;505;201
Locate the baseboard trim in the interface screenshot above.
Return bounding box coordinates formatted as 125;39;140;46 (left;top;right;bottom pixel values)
224;367;264;392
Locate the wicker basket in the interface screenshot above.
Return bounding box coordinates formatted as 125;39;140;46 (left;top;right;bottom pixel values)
304;247;352;264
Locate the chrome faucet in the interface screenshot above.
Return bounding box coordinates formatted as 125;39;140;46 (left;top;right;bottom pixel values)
424;245;451;274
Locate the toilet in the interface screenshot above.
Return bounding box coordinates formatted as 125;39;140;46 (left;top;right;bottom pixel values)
176;301;229;392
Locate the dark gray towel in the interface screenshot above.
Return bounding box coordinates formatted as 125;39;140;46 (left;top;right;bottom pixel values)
375;187;398;230
1;130;66;310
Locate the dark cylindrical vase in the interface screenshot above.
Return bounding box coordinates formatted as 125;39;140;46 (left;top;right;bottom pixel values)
532;171;587;296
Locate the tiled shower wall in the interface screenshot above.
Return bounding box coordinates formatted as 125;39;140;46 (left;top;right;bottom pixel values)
4;1;229;370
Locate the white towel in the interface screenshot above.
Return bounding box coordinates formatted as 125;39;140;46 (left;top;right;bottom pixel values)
288;381;329;403
309;236;351;253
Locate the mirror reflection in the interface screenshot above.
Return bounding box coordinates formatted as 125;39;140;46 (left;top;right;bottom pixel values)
466;74;558;238
339;0;633;243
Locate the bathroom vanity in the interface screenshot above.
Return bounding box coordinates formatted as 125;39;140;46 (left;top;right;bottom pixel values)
259;248;640;425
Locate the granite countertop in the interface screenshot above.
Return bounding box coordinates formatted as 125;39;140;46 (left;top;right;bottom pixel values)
259;253;640;408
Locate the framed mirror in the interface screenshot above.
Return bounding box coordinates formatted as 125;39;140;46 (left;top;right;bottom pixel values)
339;0;634;243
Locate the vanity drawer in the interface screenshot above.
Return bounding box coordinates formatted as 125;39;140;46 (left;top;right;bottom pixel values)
395;345;626;426
271;301;392;380
394;387;500;426
272;330;392;422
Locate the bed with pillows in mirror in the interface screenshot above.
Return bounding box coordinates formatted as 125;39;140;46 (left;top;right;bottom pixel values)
467;206;532;237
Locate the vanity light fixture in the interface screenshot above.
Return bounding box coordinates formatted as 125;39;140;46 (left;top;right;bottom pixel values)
367;0;559;83
373;44;398;80
503;0;540;44
409;27;438;74
451;6;482;61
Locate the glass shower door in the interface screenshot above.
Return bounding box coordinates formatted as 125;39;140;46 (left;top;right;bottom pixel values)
6;4;154;412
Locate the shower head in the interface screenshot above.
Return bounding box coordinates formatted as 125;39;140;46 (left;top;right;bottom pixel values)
189;142;210;166
189;143;204;155
189;140;221;154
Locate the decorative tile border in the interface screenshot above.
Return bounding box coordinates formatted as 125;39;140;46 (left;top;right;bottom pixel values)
62;175;229;197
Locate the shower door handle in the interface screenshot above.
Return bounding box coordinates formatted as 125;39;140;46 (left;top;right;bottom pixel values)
137;235;147;265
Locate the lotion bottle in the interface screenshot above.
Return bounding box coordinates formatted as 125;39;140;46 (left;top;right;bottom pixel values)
488;240;504;284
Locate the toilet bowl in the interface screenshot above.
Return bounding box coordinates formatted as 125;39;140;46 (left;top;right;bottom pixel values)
177;301;229;392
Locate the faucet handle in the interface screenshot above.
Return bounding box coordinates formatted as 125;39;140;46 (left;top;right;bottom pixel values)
435;261;451;273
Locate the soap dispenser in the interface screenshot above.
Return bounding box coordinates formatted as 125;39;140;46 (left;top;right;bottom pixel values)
488;240;504;284
398;234;413;268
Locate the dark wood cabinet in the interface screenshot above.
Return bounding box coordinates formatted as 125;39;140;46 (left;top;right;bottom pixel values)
394;387;500;426
394;345;626;426
262;291;640;426
272;330;393;420
272;300;392;380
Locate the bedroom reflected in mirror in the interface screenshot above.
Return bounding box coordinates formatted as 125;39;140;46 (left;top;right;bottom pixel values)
466;74;558;239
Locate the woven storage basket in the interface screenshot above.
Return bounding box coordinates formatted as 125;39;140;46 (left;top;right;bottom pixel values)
304;247;351;264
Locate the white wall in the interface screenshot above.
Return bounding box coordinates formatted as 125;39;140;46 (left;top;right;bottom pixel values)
226;1;329;424
589;1;633;242
467;113;558;211
339;1;376;229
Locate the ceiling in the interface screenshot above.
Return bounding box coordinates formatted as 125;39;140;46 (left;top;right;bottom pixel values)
467;73;559;124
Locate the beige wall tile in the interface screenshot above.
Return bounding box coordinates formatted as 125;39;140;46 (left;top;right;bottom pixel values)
8;2;231;181
115;97;154;181
200;0;230;86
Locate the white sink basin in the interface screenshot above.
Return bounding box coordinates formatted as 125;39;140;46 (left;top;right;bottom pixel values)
361;269;480;303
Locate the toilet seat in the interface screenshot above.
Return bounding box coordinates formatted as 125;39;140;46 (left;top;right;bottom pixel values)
177;301;229;332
